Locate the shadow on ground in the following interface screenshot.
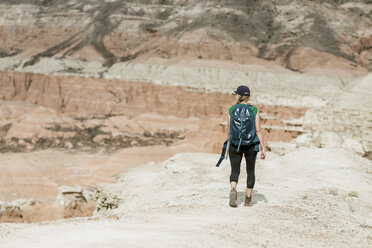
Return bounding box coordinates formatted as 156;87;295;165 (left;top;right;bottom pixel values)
237;190;268;205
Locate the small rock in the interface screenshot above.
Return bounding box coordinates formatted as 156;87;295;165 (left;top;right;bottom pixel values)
11;199;36;207
65;141;73;149
320;132;343;149
59;186;83;194
0;200;23;220
54;186;96;218
56;186;85;209
342;137;365;156
93;134;109;144
26;144;34;150
267;142;296;155
130;139;139;146
295;133;313;147
143;131;151;137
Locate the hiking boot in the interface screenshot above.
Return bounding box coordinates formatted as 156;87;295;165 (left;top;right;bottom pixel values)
229;188;238;207
244;196;253;207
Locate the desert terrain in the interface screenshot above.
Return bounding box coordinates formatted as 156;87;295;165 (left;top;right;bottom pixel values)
0;0;371;247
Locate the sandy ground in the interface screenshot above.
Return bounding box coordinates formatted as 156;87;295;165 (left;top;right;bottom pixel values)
0;145;195;203
0;149;371;248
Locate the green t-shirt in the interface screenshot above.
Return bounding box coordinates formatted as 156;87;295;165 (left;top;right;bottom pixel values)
229;104;257;116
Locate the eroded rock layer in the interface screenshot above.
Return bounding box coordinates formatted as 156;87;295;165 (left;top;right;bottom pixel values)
0;71;307;155
0;0;371;75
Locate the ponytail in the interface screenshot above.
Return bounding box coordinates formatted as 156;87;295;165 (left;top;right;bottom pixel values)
236;95;250;104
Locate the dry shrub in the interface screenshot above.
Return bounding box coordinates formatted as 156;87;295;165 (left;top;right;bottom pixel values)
328;188;338;195
348;191;359;198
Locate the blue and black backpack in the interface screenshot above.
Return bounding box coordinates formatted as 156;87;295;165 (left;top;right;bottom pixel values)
215;104;258;167
229;104;257;151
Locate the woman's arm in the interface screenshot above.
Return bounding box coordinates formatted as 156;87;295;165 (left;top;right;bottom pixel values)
227;113;230;139
255;109;266;159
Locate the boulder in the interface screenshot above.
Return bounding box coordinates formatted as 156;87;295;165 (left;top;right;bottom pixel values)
0;200;23;221
55;186;95;218
56;186;85;209
267;141;297;155
319;132;343;149
342;136;365;156
295;133;315;148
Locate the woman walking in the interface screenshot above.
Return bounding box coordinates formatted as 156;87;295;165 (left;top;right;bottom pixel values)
228;85;266;207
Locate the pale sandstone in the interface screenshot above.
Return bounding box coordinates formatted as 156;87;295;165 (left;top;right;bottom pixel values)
8;151;361;248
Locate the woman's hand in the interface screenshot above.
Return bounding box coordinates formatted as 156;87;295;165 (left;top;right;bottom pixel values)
256;110;266;160
260;150;266;159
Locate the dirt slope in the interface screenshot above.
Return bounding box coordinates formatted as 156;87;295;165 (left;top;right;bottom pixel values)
0;150;371;248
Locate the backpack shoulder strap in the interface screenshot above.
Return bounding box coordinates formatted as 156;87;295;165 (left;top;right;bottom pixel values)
216;138;231;167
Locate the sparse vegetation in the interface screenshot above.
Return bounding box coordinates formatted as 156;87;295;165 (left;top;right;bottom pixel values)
0;123;185;153
348;191;359;198
328;188;338;195
348;203;355;212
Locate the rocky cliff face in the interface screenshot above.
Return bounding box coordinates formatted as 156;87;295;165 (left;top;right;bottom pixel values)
0;0;371;76
0;71;307;155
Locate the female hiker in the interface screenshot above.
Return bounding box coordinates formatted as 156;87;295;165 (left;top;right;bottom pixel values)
228;85;266;207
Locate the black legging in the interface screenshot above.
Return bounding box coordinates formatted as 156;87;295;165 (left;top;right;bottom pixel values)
229;144;257;188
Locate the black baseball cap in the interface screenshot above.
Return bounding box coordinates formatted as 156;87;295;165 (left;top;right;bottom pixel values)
234;85;250;96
